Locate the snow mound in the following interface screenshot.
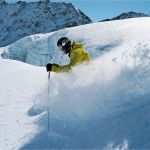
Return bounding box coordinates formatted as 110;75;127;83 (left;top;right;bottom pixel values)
1;18;150;149
1;17;150;67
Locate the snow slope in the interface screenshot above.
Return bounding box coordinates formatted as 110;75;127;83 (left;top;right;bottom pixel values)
1;18;150;149
2;17;150;67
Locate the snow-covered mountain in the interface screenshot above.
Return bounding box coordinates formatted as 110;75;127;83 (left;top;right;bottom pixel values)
1;17;150;149
2;17;150;67
0;1;91;47
101;11;149;22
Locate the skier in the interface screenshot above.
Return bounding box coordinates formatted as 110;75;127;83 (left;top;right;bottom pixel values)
46;37;90;72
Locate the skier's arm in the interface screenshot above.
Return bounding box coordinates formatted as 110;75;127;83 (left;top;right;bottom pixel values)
47;51;77;73
51;50;81;72
46;63;71;73
46;48;90;73
51;64;71;72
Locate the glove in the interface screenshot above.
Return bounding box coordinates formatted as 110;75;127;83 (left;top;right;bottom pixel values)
46;63;52;72
46;63;59;72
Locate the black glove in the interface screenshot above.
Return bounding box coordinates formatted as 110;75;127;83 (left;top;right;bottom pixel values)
46;63;52;72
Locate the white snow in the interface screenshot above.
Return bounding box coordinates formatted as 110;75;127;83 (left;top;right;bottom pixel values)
1;17;150;149
2;17;150;67
0;59;47;149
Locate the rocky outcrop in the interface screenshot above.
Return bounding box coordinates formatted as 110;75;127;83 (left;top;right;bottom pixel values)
0;1;92;47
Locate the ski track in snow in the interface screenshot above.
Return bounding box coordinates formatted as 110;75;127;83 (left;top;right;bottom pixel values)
0;59;48;150
1;18;150;149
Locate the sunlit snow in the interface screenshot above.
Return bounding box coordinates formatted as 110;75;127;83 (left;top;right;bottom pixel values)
1;18;150;149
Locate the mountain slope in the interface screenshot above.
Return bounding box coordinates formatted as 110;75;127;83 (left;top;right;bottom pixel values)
0;1;91;47
1;18;150;149
101;11;149;22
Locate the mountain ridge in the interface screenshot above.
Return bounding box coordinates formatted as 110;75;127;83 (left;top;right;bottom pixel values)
100;11;149;22
0;0;92;47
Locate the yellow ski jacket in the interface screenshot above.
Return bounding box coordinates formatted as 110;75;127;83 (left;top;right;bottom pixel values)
51;42;90;73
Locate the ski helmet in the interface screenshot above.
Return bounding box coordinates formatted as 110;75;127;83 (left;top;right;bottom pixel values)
57;37;71;53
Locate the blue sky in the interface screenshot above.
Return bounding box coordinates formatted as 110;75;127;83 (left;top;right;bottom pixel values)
60;0;150;21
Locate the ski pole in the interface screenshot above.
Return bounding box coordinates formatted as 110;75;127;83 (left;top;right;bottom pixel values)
48;72;50;133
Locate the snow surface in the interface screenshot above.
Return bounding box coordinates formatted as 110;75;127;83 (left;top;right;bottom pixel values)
1;18;150;149
2;17;150;67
